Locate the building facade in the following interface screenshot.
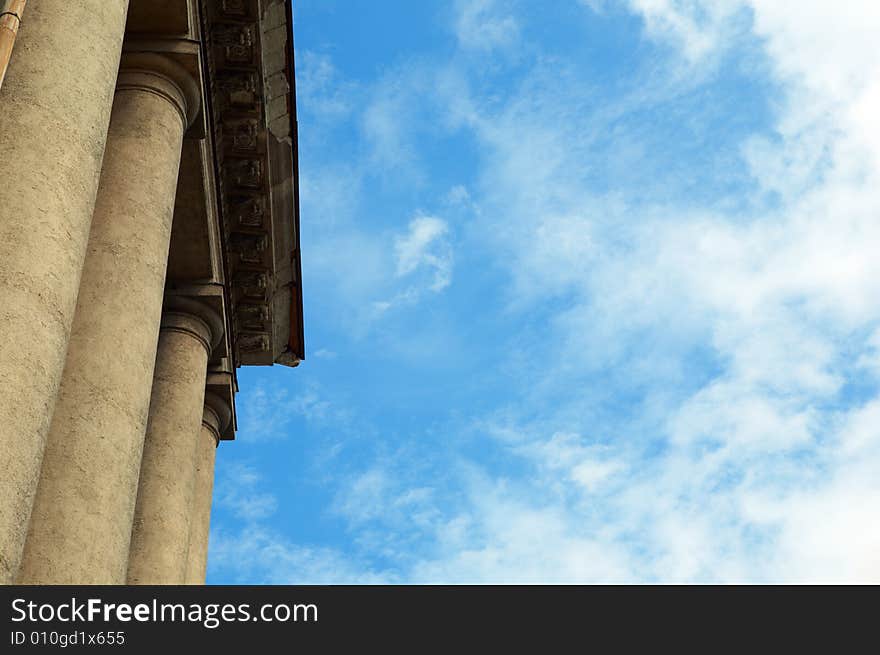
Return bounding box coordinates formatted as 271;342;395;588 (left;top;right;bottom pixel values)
0;0;303;584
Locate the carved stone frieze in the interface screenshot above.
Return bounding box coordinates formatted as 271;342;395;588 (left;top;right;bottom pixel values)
225;117;261;152
228;231;267;265
226;158;263;189
219;0;249;17
216;71;259;111
227;195;264;229
232;269;268;300
202;0;303;368
237;332;270;354
214;23;256;65
235;303;269;331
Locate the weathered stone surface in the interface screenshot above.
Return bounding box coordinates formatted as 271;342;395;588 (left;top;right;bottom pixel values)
184;394;229;584
128;301;221;585
1;0;303;585
16;55;196;584
203;0;303;367
0;0;129;584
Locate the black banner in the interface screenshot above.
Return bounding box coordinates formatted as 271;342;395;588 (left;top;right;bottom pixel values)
2;586;876;649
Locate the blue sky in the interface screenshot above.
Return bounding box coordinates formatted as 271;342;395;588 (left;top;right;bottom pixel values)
207;0;880;583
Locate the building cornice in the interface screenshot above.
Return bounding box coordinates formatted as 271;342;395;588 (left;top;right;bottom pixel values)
199;0;305;369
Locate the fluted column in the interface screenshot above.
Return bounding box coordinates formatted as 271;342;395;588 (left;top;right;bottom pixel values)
185;393;231;584
127;298;224;585
16;54;200;584
0;0;129;584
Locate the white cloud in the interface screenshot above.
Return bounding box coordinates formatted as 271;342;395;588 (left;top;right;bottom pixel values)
514;432;623;494
363;83;419;174
209;456;402;584
224;0;880;583
444;184;471;206
625;0;745;62
215;463;279;523
453;0;880;581
296;51;354;122
403;0;880;581
454;0;520;52
394;215;453;292
410;495;636;583
297;53;462;332
236;382;341;441
210;527;395;584
333;468;390;525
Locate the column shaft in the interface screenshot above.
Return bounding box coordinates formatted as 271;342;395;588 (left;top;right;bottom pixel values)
127;304;219;585
16;55;198;584
0;0;128;584
184;428;217;584
185;395;230;585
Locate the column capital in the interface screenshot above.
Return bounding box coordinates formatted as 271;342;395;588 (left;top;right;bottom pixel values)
161;296;225;357
202;392;232;445
117;53;200;129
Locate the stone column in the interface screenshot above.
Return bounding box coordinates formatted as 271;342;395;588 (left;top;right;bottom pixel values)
16;54;201;584
0;0;129;584
185;394;231;585
127;298;224;585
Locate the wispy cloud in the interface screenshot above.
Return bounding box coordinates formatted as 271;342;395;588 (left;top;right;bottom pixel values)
454;0;520;52
217;0;880;583
624;0;746;63
214;462;279;523
210;526;395;584
236;381;342;441
394;215;453;292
